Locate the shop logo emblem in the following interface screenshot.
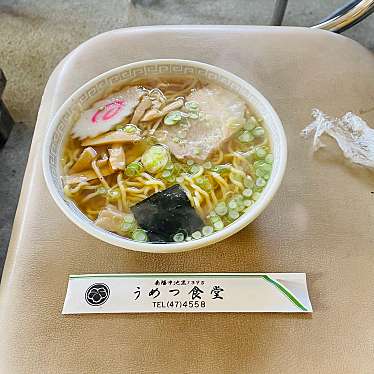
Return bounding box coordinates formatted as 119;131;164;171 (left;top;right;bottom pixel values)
85;283;110;306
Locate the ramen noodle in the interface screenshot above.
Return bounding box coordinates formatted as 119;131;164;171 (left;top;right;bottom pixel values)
61;76;272;243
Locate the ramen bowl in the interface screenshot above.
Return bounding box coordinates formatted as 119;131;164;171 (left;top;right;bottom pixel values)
42;59;287;253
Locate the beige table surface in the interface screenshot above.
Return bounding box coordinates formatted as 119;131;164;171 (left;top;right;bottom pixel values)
1;26;374;374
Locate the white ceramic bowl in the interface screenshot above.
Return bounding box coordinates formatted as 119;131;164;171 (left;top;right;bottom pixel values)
43;59;287;253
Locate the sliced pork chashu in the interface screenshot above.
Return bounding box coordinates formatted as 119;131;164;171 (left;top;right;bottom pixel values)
156;84;246;162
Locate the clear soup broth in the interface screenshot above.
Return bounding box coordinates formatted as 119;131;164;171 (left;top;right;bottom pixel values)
62;75;272;243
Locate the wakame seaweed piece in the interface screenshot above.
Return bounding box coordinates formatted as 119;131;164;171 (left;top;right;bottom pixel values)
131;184;204;243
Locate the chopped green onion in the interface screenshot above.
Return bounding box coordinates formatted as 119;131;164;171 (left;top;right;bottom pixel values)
255;147;267;158
162;170;172;178
196;176;211;191
215;202;228;216
256;177;266;187
188;112;199;120
244;176;254;188
237;204;245;213
242;188;253;198
202;226;214;236
190;164;202;175
229;195;245;212
234;194;244;201
228;200;238;210
176;176;184;184
165;163;174;171
213;220;224;231
244;199;253;207
209;214;221;224
124;124;139;133
186;236;192;241
244;116;257;131
252;126;265;138
187;159;194;166
166;175;176;183
238;130;254;143
121;222;134;232
252;192;261;201
262;163;272;172
255;168;266;177
132;229;148;242
253;160;265;169
192;231;202;240
125;161;143;177
141;145;170;174
123;214;135;224
265;154;273;164
173;232;185;242
211;164;230;175
203;161;212;169
203;182;212;191
164;111;182;126
174;163;186;174
185;101;199;111
231;171;242;182
264;174;270;180
228;210;239;220
121;214;136;232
